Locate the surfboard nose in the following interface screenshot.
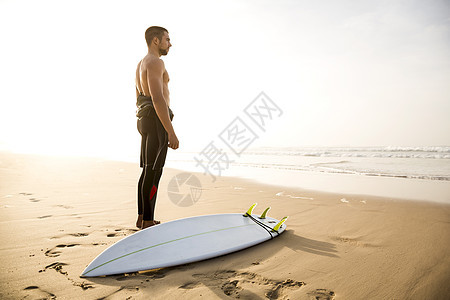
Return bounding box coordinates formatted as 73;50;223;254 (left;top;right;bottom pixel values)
81;264;94;277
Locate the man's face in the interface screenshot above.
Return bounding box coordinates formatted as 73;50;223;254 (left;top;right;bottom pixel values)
158;31;171;56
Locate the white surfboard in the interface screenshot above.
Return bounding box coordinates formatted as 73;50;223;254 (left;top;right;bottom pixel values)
81;204;288;277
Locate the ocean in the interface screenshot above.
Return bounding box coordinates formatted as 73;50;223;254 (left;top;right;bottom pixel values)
235;146;450;181
165;146;450;204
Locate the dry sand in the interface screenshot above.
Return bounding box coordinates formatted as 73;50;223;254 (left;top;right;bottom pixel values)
1;152;449;299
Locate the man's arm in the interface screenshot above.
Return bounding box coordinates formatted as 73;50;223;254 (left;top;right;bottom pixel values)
135;61;141;98
146;59;179;149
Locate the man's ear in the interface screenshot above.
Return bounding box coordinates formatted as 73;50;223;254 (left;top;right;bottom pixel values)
153;37;160;45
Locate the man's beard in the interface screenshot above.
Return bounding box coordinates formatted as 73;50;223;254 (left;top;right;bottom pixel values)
159;48;169;56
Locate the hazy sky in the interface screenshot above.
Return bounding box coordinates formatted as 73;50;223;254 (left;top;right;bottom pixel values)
0;0;449;159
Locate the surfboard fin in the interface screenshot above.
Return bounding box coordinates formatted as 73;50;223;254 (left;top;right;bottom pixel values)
244;203;257;216
259;207;271;219
272;216;288;232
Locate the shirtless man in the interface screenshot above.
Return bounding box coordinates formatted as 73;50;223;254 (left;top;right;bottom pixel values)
135;26;179;229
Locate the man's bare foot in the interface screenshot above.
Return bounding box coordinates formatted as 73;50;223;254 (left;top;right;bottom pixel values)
142;220;161;229
136;214;143;229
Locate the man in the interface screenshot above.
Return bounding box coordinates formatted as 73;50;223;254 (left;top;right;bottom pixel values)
135;26;179;229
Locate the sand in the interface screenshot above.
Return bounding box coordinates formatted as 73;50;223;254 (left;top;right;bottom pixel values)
1;152;449;299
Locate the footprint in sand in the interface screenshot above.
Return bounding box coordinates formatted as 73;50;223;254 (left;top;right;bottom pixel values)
19;192;33;196
308;288;335;300
69;233;89;237
191;270;305;299
178;281;201;289
96;286;140;300
39;262;69;275
39;262;94;290
222;280;240;298
23;286;56;299
45;244;80;257
38;215;52;219
54;204;73;209
19;193;43;202
330;236;379;248
106;228;139;238
92;242;108;246
50;232;90;239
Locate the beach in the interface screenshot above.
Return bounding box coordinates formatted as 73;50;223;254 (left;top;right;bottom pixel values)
1;152;449;299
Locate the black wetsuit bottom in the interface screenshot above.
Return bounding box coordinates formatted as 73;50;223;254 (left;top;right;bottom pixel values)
136;94;173;221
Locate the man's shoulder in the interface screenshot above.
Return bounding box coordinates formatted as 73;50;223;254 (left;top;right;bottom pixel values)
142;55;165;69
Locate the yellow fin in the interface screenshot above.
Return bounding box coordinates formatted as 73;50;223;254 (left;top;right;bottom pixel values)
244;203;257;216
272;216;288;232
259;207;271;219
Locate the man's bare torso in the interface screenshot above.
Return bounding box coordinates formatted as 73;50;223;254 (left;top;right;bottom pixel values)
135;55;170;107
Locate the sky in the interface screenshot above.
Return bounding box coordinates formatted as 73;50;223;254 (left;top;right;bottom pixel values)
0;0;449;160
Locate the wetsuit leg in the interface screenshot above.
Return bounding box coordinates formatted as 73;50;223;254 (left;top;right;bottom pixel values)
138;130;164;221
142;168;163;221
137;168;144;216
137;134;147;216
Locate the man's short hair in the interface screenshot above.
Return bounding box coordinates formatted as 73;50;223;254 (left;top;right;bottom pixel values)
145;26;168;47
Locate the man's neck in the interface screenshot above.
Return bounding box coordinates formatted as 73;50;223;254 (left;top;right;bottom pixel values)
148;47;161;58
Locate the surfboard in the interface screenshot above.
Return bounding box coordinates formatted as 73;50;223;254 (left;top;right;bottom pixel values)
81;203;288;277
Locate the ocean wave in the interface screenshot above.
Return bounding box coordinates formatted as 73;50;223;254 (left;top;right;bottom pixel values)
382;146;450;153
230;162;450;181
245;146;450;159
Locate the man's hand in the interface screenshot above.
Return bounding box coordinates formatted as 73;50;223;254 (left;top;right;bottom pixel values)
168;132;179;149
